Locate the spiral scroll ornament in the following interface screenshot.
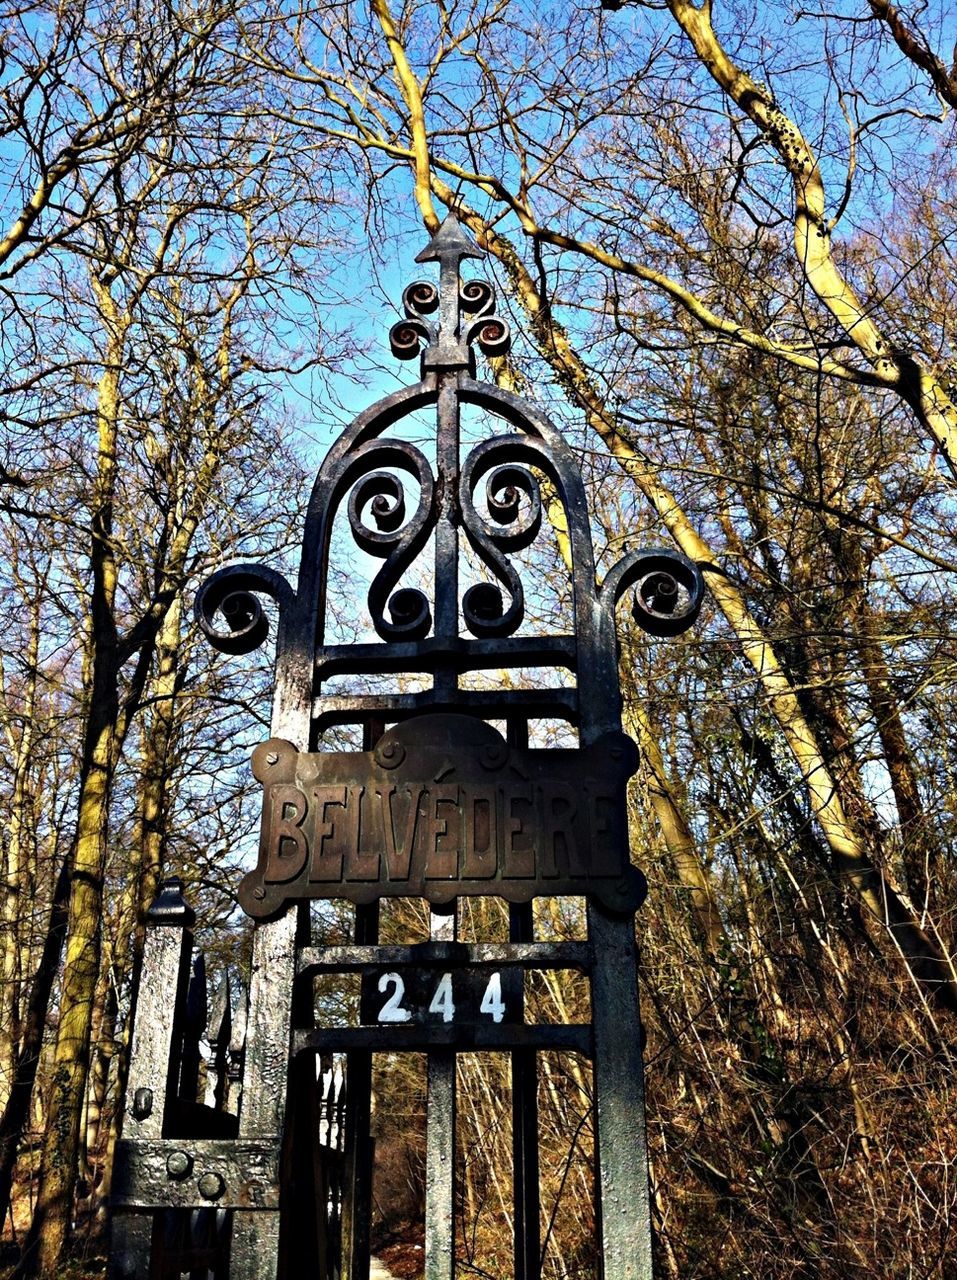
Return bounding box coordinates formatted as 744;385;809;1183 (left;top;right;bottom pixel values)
389;318;431;361
459;264;508;354
344;442;436;641
389;281;439;361
460;445;544;638
600;548;705;638
404;280;439;315
631;554;704;636
388;269;511;367
194;564;294;656
459;279;494;316
464;314;511;359
348;471;407;546
460;279;511;356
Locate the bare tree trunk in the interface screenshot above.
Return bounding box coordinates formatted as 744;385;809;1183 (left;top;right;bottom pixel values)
22;669;120;1274
95;595;183;1225
20;298;126;1276
0;853;71;1233
625;700;725;957
0;600;41;1114
850;593;936;907
79;953;115;1212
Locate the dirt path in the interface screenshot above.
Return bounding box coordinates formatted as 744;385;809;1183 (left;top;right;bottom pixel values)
369;1259;401;1280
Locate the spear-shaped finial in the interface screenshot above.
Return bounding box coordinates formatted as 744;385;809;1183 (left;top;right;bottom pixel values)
416;213;481;352
390;212;508;371
414;211;481;268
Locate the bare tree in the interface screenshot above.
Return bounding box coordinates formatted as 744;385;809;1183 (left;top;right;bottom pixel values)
0;0;356;1268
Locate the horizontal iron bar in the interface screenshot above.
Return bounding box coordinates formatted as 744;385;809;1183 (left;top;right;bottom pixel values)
297;941;591;975
313;688;578;728
293;1023;592;1055
316;634;578;678
112;1138;280;1210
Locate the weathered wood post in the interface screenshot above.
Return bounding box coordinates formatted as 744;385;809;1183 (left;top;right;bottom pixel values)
112;218;703;1279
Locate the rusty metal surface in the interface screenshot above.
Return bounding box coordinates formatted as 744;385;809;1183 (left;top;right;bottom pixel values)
425;1048;455;1280
241;714;644;917
589;903;654;1279
340;899;378;1280
297;940;590;973
424;906;456;1280
108;1213;154;1280
120;885;195;1147
509;897;541;1280
292;1023;592;1055
112;1138;280;1210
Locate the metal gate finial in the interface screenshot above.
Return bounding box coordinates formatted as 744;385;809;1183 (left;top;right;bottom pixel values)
391;212;510;372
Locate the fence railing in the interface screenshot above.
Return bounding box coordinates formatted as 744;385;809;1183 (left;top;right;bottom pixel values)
110;879;346;1280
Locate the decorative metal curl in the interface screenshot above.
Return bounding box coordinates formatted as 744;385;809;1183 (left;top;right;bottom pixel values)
460;445;544;638
389;281;440;360
464;314;511;358
599;548;705;638
389;317;432;361
194;563;294;656
348;471;406;548
343;441;436;641
403;281;439;316
391;268;507;365
386;587;430;634
459;279;494;317
482;464;542;548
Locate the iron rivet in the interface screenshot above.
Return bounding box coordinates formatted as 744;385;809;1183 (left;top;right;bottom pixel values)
265;751;278;766
480;743;507;769
166;1150;192;1180
374;739;405;769
132;1087;153;1120
253;886;266;901
198;1171;225;1200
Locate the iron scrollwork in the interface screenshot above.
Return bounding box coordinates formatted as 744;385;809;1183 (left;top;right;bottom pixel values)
195;564;294;656
195;211;706;916
390;256;511;373
389;281;438;360
460;443;543;638
600;547;705;638
459;277;513;357
342;440;436;641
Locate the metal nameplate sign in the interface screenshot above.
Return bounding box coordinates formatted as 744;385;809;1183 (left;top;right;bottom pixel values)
239;713;644;918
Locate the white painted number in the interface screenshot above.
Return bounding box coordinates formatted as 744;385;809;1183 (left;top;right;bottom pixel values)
428;973;456;1022
479;972;506;1023
377;972;412;1022
376;969;507;1023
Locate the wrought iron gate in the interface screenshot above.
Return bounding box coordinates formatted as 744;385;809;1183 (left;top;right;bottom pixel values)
110;215;703;1279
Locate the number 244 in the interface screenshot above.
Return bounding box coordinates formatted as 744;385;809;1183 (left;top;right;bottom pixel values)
377;972;506;1024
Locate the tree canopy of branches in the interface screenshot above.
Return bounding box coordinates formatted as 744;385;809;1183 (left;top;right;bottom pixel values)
3;1;957;1276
